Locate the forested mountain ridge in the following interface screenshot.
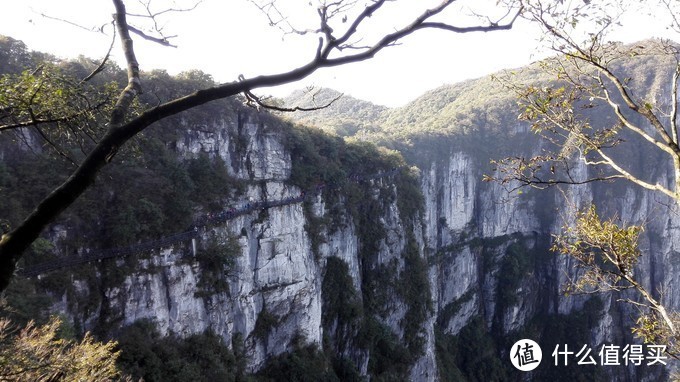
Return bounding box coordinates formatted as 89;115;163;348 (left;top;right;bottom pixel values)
1;34;678;381
284;67;548;139
283;88;387;137
287;41;673;154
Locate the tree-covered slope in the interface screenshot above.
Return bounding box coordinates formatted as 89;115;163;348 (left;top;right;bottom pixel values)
281;88;387;137
286;40;675;155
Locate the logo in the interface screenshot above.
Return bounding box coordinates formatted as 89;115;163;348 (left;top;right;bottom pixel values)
510;339;542;371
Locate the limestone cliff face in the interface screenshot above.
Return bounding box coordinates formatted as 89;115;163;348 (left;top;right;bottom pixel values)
48;108;436;378
423;138;679;379
46;99;678;380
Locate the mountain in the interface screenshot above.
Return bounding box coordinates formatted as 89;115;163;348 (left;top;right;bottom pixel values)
1;36;677;381
281;88;387;137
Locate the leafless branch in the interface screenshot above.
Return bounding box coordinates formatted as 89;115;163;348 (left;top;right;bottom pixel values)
0;97;111;132
35;11;108;34
324;1;523;67
123;0;203;47
126;0;203;19
240;80;343;112
81;21;117;83
126;24;176;47
661;0;680;34
248;0;318;37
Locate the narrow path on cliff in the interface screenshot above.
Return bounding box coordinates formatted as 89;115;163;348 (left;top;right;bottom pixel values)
19;167;403;277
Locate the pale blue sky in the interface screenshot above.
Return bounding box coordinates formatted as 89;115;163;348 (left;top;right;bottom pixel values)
0;0;674;106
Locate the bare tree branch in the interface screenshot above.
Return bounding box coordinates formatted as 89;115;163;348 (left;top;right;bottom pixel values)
31;124;78;167
326;1;523;67
126;0;203;19
595;74;676;156
35;11;108;34
241;79;343;112
81;21;117;83
123;0;203;46
248;0;309;36
126;24;177;47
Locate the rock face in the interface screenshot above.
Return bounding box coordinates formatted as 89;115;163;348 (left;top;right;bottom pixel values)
423;140;679;380
46;97;678;380
46;108;432;379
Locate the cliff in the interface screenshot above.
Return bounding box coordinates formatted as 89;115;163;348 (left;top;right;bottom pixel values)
2;39;678;381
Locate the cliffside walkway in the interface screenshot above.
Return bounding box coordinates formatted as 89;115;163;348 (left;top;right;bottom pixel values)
19;168;402;277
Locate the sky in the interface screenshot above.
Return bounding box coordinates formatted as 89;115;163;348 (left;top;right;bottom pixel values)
0;0;676;107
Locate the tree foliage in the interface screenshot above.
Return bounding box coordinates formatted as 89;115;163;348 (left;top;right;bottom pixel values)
116;320;244;382
0;316;123;381
555;206;643;291
0;64;120;160
553;206;679;357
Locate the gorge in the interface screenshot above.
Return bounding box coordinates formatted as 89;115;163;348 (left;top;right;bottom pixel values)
1;37;678;381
